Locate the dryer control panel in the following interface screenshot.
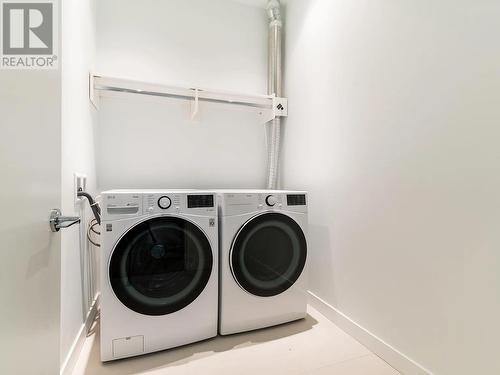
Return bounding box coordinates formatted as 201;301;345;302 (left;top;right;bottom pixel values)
218;190;307;217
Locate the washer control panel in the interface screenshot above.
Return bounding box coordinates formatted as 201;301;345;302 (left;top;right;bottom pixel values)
102;191;217;220
143;192;216;215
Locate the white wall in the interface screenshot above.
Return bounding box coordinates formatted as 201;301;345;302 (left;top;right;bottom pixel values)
95;0;269;190
0;72;62;375
283;1;500;374
0;2;62;374
60;0;98;370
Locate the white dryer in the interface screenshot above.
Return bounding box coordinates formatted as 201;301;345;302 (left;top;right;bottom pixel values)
100;190;218;361
218;190;308;335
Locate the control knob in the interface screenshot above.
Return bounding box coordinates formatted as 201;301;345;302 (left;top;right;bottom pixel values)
158;196;172;209
265;195;277;207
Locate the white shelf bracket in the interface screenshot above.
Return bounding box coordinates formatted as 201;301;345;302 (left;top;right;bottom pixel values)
273;97;288;118
259;97;287;124
190;88;200;121
89;73;100;110
259;108;275;123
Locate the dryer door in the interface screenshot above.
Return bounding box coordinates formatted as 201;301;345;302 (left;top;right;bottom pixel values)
109;216;213;315
230;213;307;297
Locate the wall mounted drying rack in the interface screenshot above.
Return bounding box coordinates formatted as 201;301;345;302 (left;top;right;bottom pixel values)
89;73;288;123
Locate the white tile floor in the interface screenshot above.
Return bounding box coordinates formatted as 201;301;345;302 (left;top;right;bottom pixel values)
72;306;400;375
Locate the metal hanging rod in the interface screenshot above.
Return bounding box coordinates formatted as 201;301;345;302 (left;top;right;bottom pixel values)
89;73;288;123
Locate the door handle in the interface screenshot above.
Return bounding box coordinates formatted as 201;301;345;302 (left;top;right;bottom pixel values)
49;209;80;232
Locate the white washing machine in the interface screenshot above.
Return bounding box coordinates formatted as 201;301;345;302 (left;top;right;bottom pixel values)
218;190;308;335
100;190;218;361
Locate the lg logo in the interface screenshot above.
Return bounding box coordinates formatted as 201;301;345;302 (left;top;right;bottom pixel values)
1;0;57;69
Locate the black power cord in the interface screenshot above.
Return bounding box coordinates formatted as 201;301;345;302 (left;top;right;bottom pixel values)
87;218;101;247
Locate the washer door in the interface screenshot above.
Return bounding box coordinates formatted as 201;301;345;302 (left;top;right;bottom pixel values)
230;213;307;297
109;216;213;316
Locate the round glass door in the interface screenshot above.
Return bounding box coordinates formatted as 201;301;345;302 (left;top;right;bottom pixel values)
109;216;213;316
230;213;307;297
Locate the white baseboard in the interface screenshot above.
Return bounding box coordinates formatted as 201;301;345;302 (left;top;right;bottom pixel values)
308;291;433;375
60;295;100;375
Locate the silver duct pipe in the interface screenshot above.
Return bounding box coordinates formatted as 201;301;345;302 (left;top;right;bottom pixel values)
266;0;282;189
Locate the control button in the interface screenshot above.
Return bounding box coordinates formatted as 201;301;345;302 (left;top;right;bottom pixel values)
266;195;277;207
158;196;172;209
147;206;154;213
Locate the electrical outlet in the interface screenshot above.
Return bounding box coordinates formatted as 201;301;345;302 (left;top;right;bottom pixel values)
74;173;87;209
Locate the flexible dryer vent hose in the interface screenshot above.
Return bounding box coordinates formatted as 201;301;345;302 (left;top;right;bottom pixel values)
266;0;282;190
